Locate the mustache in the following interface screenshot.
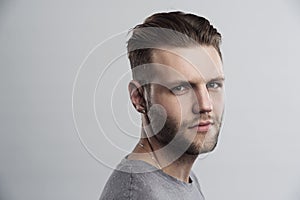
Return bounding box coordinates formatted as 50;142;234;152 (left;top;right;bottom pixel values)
184;114;223;129
188;114;213;125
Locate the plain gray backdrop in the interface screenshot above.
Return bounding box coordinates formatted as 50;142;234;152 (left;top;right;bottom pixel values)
1;0;300;199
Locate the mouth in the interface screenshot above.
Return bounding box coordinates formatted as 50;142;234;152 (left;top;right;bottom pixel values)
189;121;213;133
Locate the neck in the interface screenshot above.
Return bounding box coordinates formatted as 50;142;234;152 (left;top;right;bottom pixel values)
131;130;198;183
163;152;197;183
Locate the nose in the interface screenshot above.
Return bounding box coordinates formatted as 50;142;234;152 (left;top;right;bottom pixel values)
192;86;213;114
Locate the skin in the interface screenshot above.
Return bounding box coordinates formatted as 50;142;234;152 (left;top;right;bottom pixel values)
128;45;225;183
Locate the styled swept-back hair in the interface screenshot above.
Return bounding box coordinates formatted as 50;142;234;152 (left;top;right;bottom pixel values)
127;11;222;81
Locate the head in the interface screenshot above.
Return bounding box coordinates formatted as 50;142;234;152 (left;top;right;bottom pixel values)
127;11;225;156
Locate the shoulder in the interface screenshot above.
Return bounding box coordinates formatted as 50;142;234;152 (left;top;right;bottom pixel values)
190;170;205;197
99;159;160;200
190;170;200;185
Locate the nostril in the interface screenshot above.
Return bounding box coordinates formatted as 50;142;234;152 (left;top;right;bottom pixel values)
192;101;213;114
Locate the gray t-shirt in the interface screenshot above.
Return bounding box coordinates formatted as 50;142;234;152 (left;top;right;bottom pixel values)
100;156;205;200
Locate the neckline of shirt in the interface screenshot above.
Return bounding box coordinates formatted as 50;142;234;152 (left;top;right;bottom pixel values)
120;155;195;187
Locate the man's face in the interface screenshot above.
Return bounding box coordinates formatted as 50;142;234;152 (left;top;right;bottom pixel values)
146;46;225;155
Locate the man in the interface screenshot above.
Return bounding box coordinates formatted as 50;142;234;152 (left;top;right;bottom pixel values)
100;11;225;200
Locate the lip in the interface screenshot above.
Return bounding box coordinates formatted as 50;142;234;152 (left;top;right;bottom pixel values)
189;121;213;133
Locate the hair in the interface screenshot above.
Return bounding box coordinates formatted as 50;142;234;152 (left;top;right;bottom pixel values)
127;11;222;82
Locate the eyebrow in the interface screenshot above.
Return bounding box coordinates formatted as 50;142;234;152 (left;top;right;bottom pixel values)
166;76;225;87
208;76;225;82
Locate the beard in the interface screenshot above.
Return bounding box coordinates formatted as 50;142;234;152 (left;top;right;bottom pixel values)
147;104;223;156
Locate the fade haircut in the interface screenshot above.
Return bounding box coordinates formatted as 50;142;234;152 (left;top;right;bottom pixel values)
127;11;222;83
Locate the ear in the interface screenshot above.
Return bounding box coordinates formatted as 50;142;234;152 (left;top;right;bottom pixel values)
128;80;147;114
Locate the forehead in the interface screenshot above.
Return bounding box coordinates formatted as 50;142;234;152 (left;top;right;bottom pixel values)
150;46;223;84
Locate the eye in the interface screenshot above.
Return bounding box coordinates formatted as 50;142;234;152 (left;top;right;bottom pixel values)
172;85;185;91
207;81;223;89
170;84;190;95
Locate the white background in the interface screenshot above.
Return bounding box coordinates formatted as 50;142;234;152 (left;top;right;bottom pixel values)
1;0;300;199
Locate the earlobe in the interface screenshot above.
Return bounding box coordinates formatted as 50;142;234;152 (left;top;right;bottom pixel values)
128;80;146;114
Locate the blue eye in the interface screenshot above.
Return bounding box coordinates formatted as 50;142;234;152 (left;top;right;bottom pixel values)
172;85;185;91
207;82;222;89
170;84;190;95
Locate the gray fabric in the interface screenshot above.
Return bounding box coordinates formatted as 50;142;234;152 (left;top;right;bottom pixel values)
100;155;205;200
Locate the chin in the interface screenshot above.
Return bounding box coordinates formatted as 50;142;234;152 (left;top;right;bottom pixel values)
186;140;218;155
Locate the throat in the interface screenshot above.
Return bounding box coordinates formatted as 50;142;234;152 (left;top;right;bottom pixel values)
162;153;197;183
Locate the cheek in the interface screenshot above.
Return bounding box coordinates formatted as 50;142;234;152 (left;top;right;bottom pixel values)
211;92;225;115
176;95;195;116
152;93;184;121
164;96;196;124
164;99;182;120
151;86;197;121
